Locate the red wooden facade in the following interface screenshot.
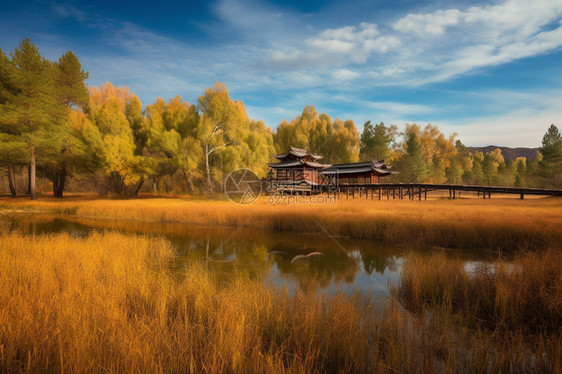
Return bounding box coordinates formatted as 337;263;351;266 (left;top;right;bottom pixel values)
267;147;394;190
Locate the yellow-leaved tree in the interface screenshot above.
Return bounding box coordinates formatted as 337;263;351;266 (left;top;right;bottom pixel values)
84;83;150;196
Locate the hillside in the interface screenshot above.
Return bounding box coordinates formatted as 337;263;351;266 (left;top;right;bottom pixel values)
466;146;539;161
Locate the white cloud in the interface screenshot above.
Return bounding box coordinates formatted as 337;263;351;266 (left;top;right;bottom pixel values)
364;35;401;53
393;9;462;36
332;69;360;80
306;38;356;54
263;0;562;87
319;23;379;41
366;101;436;115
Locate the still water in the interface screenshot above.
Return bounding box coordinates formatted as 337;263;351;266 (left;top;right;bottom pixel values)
0;214;495;300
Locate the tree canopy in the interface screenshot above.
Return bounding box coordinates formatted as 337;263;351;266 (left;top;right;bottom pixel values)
1;38;558;198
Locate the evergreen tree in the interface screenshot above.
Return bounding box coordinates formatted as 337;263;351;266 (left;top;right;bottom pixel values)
0;47;25;197
445;157;463;184
538;124;562;187
398;132;427;182
360;121;397;161
49;50;90;197
3;38;67;199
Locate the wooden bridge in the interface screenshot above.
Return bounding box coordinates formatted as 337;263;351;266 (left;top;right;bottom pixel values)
277;183;562;200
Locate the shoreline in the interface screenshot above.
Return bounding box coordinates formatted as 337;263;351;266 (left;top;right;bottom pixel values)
1;196;561;251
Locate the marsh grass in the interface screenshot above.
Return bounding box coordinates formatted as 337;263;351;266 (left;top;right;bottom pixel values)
1;196;562;251
398;251;562;335
396;251;562;372
1;231;560;372
0;231;409;373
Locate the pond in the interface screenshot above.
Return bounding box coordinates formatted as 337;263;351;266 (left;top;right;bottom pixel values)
0;214;497;300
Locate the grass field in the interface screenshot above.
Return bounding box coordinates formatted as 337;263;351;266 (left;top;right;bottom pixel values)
1;231;560;373
2;195;561;372
1;195;562;251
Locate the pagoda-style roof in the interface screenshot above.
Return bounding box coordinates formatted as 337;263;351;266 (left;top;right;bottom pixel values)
268;147;395;175
274;146;323;161
269;146;330;169
267;159;332;169
322;160;394;176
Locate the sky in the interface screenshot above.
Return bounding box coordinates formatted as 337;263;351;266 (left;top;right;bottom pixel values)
1;0;561;147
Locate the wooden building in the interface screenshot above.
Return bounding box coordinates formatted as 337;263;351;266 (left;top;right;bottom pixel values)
267;147;331;192
322;160;394;185
267;146;394;193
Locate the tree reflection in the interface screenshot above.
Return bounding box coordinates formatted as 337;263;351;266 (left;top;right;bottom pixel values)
3;215;404;292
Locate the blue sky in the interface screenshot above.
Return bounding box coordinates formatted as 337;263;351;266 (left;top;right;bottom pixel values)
1;0;561;147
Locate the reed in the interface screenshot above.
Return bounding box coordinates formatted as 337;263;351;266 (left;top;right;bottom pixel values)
396;250;562;371
1;231;560;373
398;250;562;334
1;195;562;251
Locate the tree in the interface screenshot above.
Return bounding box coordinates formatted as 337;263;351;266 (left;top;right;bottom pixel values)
85;83;149;196
320;117;360;163
49;51;90;197
197;83;242;190
196;83;275;191
446;141;470;184
538;124;562;187
360;121;397;161
2;38;67;199
445;157;464;184
272;106;360;164
482;148;504;185
0;47;25;197
397;132;427;182
514;157;527;187
143;96;202;193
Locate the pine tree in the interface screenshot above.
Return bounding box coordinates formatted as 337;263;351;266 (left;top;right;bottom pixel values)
360;121;397;161
4;38;66;199
399;132;427;182
538;124;562;187
49;50;90;197
0;47;25;197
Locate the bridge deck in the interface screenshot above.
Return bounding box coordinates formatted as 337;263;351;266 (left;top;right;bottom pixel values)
274;183;562;199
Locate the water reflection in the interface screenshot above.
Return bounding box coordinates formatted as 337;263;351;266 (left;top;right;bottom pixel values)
1;214;407;297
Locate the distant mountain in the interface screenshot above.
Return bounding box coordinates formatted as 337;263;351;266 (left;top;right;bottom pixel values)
466;146;539;161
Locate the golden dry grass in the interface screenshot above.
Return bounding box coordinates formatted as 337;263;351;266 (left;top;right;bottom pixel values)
1;231;559;373
1;195;562;251
396;250;562;372
398;250;562;334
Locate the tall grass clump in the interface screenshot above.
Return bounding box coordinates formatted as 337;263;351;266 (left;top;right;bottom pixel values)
398;251;562;334
396;251;562;371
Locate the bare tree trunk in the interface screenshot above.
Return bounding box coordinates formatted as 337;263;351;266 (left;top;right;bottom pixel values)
52;165;67;198
7;165;17;198
30;147;37;200
205;144;212;191
132;180;144;197
26;164;31;195
182;170;196;194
